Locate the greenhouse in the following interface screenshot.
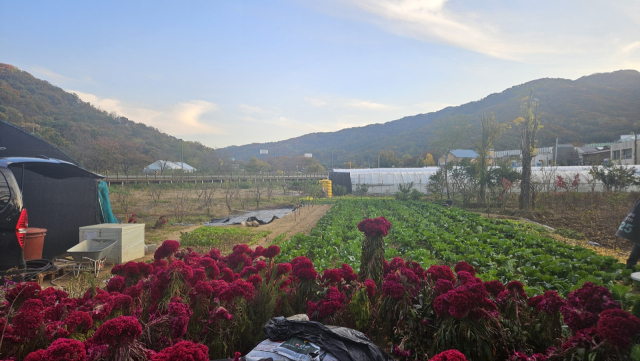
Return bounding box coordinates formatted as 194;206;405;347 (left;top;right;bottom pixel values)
330;165;640;195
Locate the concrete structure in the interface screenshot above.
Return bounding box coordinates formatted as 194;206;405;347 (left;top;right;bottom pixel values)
611;135;640;165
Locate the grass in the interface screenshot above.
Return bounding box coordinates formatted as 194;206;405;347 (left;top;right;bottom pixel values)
180;226;271;253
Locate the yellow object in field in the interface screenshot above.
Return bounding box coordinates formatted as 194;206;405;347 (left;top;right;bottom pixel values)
319;179;332;198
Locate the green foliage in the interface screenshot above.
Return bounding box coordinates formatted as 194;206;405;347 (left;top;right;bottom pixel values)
555;228;586;240
332;184;347;196
589;163;640;191
354;183;369;197
395;182;414;201
631;344;640;361
278;199;625;296
181;226;270;250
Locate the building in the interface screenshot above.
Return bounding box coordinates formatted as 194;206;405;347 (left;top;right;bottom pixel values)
438;149;480;165
143;160;197;173
610;135;640;165
577;146;610;165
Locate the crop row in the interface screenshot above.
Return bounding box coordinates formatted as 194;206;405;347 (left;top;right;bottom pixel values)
278;199;629;295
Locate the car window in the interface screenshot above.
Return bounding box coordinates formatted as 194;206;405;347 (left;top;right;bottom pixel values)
0;172;10;211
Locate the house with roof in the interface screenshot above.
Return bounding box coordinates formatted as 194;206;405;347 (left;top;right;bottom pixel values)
438;149;480;165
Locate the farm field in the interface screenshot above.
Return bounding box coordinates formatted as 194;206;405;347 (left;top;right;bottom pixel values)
3;198;640;361
280;199;630;296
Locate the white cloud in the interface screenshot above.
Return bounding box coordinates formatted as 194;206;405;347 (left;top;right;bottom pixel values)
321;0;640;64
345;99;397;110
239;104;270;114
304;97;328;107
69;90;224;136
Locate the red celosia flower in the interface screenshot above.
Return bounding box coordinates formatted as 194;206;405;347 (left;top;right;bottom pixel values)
322;269;343;284
393;344;411;357
123;282;144;299
234;351;242;361
240;266;258;278
434;279;454;296
193;280;214;300
6;282;41;305
107;276;125;292
255;261;267;271
357;216;392;237
562;327;599;351
169;260;194;280
209;248;221;260
211;306;234;321
429;349;468;361
308;287;346;320
44;303;66;321
123;262;140;277
199;257;220;280
23;349;46;361
246;274;263;285
90;302;113;321
454;261;476;276
510;351;547;361
364;279;376;298
596;309;640;349
561;282;620;332
483;280;505;298
426;265;455;283
537;291;565;315
64;310;93;333
277;263;292;276
151;341;209;361
138;262;154;276
292;256;318;280
44;338;86;361
340;263;358;282
506;281;527;298
220;267;234;282
389;257;406;272
167;301;192;339
382;274;405;300
233;244;251;254
111;264;123;275
45;321;70;340
92;316;142;345
13;299;44;339
263;245;280;258
189;268;207;286
110;293;134;310
400;268;420;284
252;246;264;259
154;240;180;260
39;287;68;307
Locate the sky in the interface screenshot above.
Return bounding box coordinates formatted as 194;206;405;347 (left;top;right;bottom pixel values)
1;0;639;148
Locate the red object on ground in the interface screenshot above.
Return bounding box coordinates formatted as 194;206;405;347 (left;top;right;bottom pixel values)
23;227;47;260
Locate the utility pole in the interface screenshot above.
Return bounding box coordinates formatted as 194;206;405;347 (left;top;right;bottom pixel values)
181;139;184;171
554;137;558;165
378;154;380;168
634;132;637;165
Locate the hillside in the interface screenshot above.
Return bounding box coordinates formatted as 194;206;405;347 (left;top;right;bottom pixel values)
0;64;219;173
220;70;640;166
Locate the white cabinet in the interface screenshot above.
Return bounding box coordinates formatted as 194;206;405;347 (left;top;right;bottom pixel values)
79;224;145;264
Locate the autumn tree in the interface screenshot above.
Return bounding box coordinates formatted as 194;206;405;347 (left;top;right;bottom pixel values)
245;156;270;173
424;153;436;166
514;92;542;211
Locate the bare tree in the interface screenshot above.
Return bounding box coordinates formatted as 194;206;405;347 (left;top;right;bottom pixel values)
514;92;542;211
433;116;471;200
473;113;506;203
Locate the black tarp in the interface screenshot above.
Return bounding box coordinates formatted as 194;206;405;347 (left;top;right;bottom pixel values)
329;172;352;194
263;317;393;361
1;120;105;259
0;120;79;165
11;168;102;260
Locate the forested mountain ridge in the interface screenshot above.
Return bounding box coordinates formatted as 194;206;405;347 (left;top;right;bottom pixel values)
1;63;639;170
0;63;219;173
221;70;640;166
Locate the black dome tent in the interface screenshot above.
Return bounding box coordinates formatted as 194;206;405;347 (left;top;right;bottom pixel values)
0;120;111;259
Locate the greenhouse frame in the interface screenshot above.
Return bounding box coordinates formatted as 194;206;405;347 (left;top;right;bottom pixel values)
330;165;640;195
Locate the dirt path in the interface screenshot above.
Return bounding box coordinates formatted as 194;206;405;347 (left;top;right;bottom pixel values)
254;204;332;247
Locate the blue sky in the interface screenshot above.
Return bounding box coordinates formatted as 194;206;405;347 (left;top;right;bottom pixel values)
1;0;639;148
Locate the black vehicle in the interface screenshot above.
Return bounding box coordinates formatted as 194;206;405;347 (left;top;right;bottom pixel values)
0;157;101;279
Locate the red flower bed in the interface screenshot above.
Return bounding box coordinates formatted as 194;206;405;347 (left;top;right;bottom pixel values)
1;238;638;361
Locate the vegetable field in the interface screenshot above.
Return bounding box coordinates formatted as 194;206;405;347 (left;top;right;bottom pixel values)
280;199;628;295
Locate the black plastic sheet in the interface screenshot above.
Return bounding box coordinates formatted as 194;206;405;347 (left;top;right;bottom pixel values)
263;317;393;361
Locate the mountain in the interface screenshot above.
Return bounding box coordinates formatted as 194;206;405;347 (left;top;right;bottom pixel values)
220;70;640;166
0;64;219;173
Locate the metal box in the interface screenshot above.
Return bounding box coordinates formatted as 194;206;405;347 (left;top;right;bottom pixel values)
78;224;145;264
